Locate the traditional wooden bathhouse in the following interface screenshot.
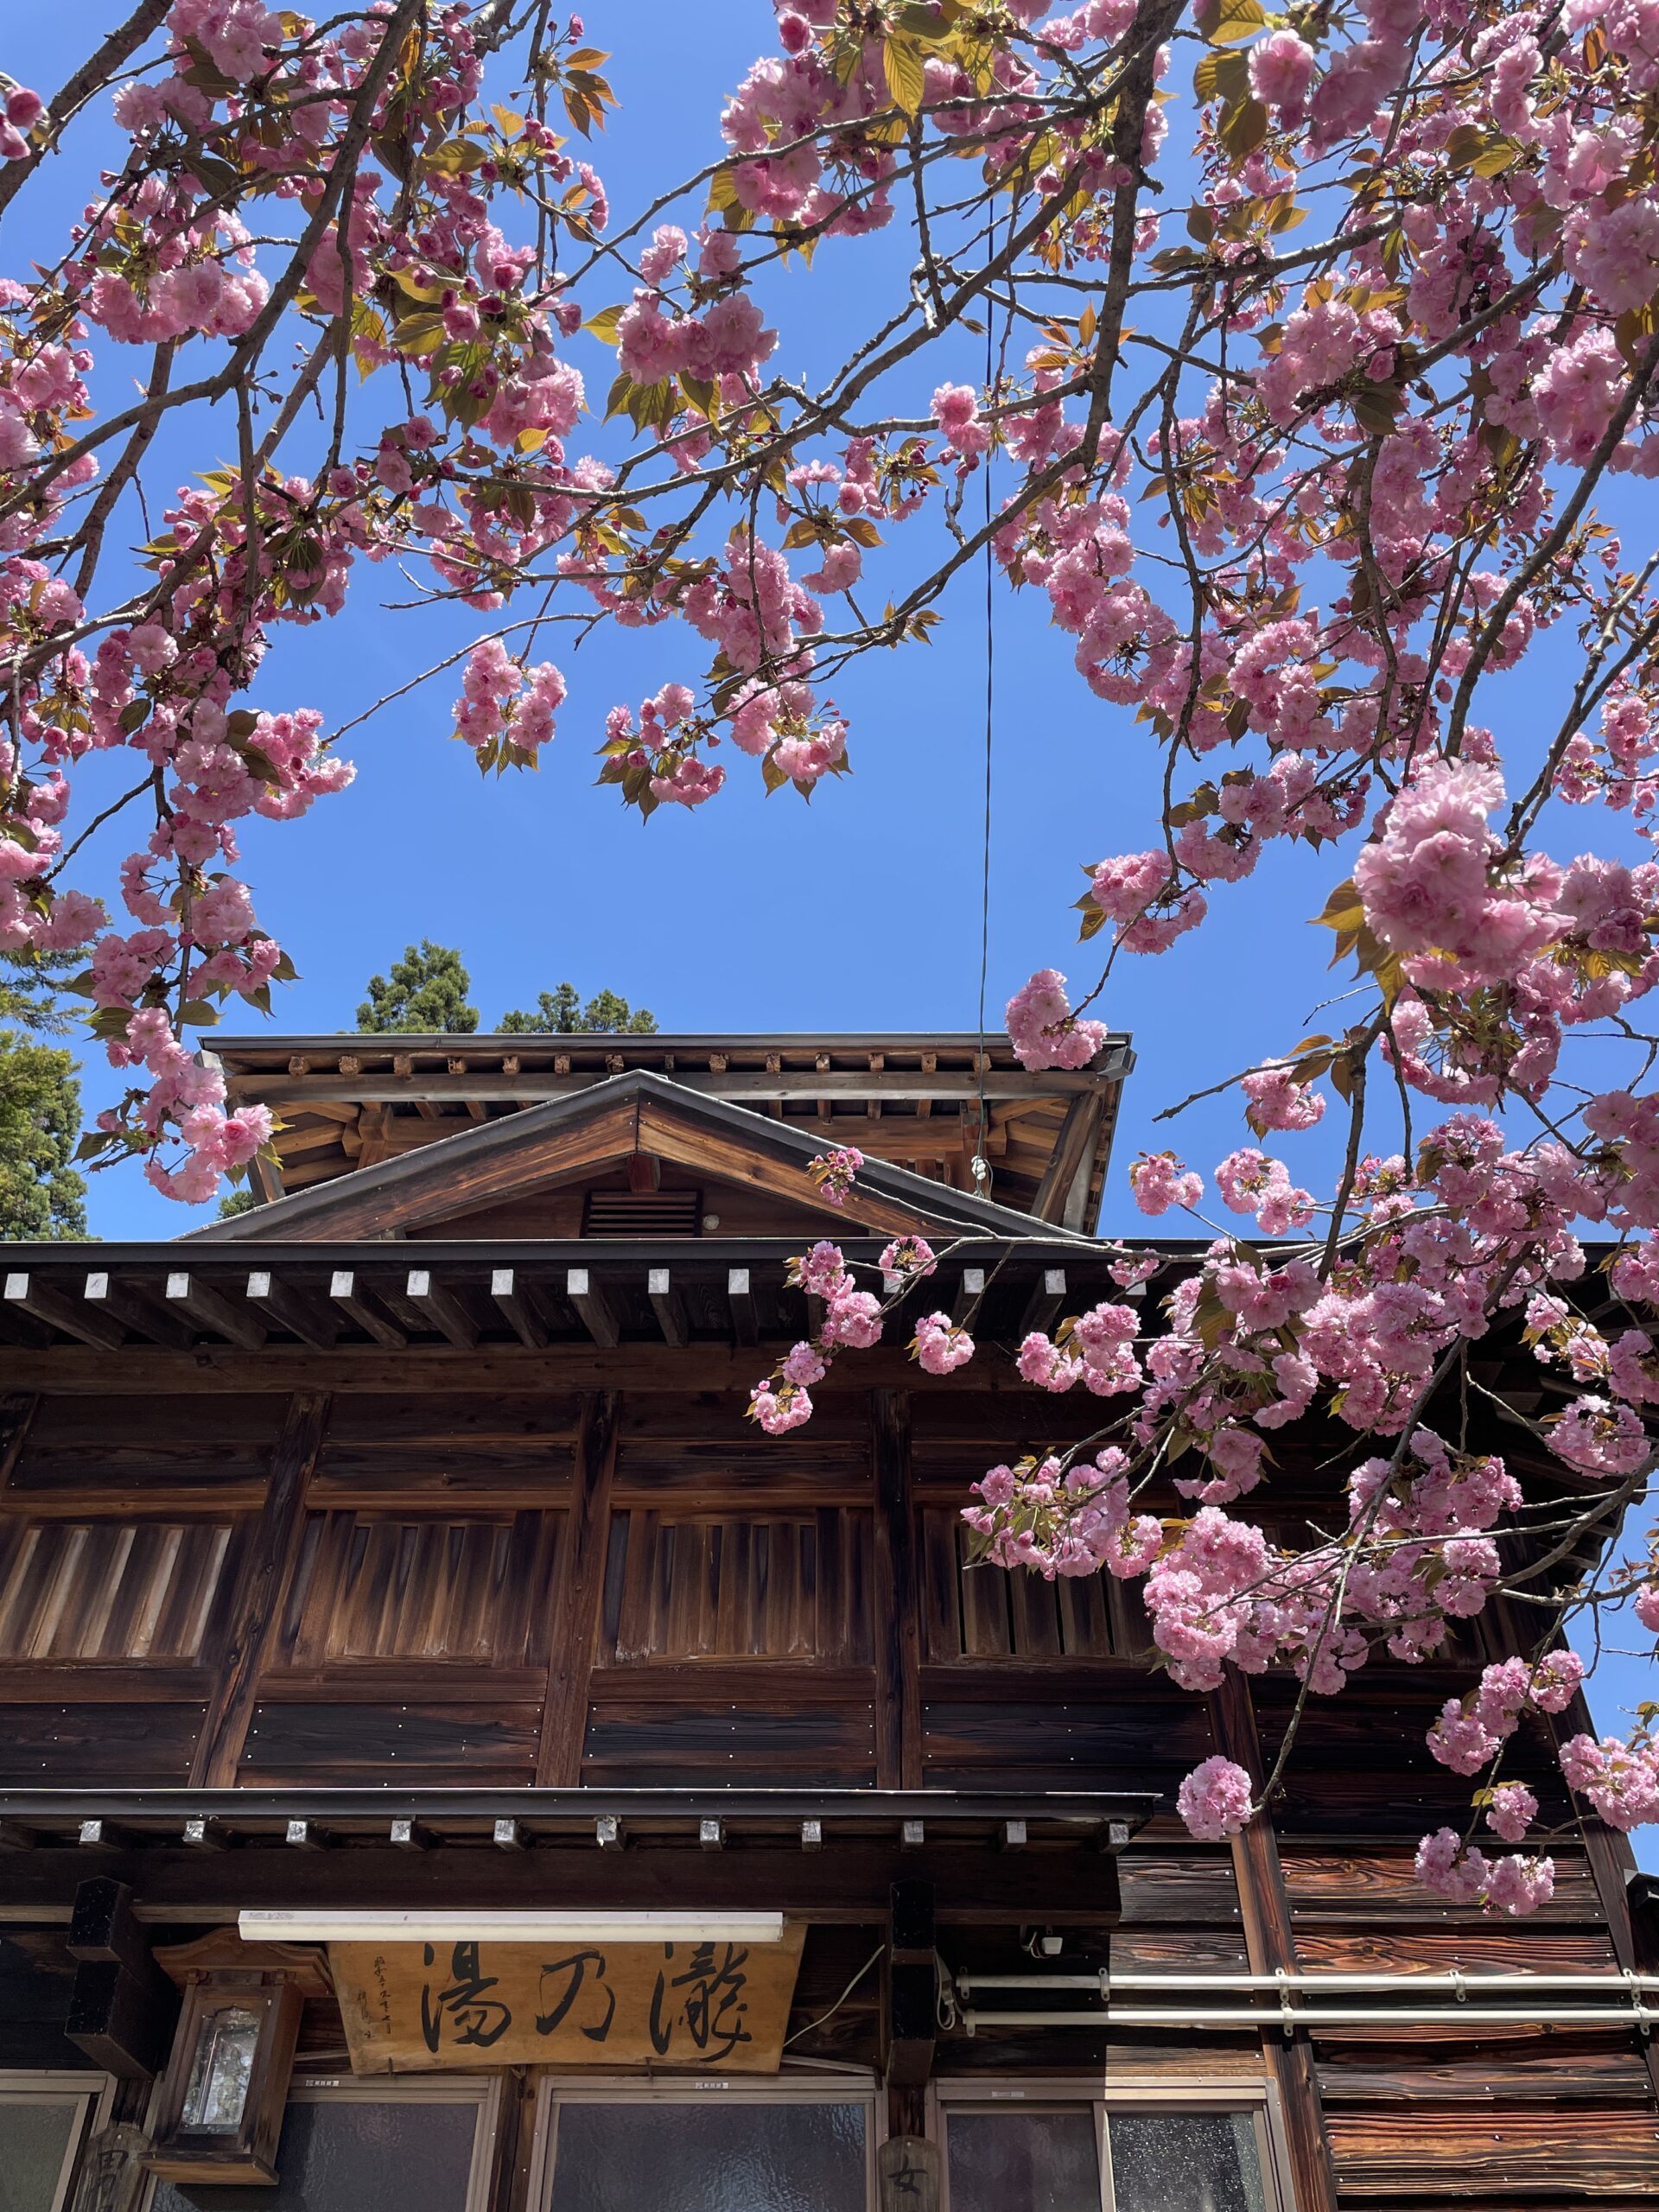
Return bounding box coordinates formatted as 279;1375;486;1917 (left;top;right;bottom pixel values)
0;1025;1654;2212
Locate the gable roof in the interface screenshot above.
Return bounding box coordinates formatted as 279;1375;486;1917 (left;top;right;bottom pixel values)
191;1068;1103;1245
210;1027;1132;1230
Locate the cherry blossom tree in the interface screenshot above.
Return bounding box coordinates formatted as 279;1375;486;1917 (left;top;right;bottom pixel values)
5;0;1659;1900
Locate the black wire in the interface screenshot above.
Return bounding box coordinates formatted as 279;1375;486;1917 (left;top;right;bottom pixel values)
974;275;995;1191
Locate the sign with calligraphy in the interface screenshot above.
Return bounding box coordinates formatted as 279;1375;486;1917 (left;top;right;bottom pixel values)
330;1927;807;2075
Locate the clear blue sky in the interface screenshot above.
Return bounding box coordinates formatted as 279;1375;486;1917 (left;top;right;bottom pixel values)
8;8;1655;1855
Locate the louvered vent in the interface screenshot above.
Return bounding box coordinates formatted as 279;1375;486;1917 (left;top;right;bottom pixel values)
582;1188;702;1237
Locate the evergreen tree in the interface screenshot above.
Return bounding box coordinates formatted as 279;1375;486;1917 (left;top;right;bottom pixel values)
498;983;657;1033
0;1033;88;1238
0;950;89;1240
357;941;479;1033
217;1188;260;1219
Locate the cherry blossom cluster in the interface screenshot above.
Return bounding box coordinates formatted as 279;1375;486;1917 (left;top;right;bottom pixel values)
748;1231;965;1433
9;0;1659;1907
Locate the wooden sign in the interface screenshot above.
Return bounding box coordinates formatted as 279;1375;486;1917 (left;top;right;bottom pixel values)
331;1926;806;2075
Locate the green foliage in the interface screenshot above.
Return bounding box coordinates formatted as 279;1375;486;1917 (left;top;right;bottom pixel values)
0;1029;89;1240
0;946;79;1037
217;1188;260;1219
497;983;657;1033
357;940;480;1033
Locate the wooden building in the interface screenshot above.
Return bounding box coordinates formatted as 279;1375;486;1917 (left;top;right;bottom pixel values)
0;1027;1655;2212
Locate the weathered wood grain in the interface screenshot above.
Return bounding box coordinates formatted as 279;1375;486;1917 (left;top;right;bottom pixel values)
1317;2037;1656;2102
270;1510;561;1670
189;1390;329;1788
238;1700;540;1782
6;1392;287;1497
1211;1671;1338;2212
0;1521;231;1662
1283;1848;1604;1923
873;1389;921;1789
582;1698;876;1785
536;1391;617;1786
600;1510;874;1667
1325;2108;1659;2196
0;1702;202;1784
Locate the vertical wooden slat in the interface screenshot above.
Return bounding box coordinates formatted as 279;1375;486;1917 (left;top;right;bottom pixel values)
536;1389;619;1785
715;1520;747;1656
126;1526;181;1656
1009;1568;1062;1658
815;1507;848;1663
957;1519;1011;1658
1056;1571;1112;1657
873;1389;922;1789
191;1389;331;1787
616;1509;655;1662
920;1510;961;1661
1209;1671;1338;2212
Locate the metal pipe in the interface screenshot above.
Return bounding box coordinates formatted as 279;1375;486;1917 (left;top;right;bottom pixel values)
963;2005;1656;2031
958;1971;1659;1995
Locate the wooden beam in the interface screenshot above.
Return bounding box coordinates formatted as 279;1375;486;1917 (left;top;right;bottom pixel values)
0;1842;1134;1923
190;1391;331;1788
1030;1094;1103;1225
2;1338;1091;1395
327;1271;408;1349
566;1268;619;1351
885;1878;937;2088
647;1268;687;1347
244;1270;335;1351
727;1268;757;1347
82;1271;189;1348
3;1270;127;1351
232;1069;1112;1107
536;1391;619;1786
0;1391;37;1497
65;1878;179;2079
873;1390;922;1790
626;1151;660;1193
1209;1675;1338;2212
490;1268;549;1350
164;1272;266;1351
404;1268;479;1350
247;1150;284;1205
1019;1268;1068;1338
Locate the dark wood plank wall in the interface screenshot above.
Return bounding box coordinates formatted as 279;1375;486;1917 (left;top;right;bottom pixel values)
0;1371;1655;2203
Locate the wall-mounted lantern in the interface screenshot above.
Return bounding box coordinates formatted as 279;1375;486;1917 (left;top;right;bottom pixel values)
143;1930;325;2186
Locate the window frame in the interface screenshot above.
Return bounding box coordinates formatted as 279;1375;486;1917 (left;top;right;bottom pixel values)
930;2075;1295;2212
139;2072;502;2212
0;2067;117;2212
525;2069;884;2212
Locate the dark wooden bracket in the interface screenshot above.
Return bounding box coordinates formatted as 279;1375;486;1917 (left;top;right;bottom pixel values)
65;1878;180;2079
885;1878;938;2090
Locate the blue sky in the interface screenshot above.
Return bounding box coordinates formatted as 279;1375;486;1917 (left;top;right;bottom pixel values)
7;7;1656;1853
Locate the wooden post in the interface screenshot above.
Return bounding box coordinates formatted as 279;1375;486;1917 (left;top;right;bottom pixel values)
0;1390;35;1496
1209;1674;1338;2212
536;1389;619;1786
873;1389;922;1789
191;1391;329;1787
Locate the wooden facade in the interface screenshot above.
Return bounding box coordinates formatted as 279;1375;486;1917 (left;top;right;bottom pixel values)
0;1033;1655;2211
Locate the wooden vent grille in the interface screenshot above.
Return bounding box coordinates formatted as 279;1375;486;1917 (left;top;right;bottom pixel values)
582;1188;702;1237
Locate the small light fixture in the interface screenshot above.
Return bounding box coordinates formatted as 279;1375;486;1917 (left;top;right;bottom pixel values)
879;2136;942;2212
144;1962;303;2185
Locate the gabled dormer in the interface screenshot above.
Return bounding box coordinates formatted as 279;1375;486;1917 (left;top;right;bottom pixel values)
205;1027;1133;1236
